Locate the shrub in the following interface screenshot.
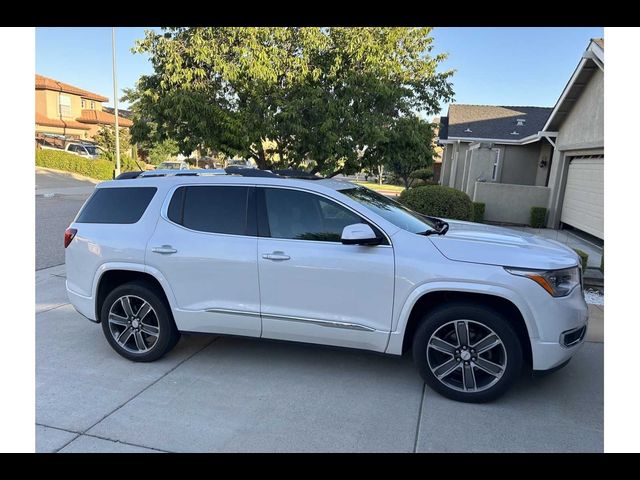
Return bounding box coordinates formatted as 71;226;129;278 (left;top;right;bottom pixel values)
399;185;473;221
410;168;434;182
530;207;547;228
472;202;485;223
573;248;589;271
120;155;147;173
36;149;114;180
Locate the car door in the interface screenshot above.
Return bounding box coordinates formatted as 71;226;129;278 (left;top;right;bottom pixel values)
146;184;261;337
257;186;394;352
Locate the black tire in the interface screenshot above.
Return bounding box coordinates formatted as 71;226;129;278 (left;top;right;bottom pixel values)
100;281;180;362
412;302;523;403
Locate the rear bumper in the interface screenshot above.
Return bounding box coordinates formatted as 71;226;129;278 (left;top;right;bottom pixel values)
66;282;98;322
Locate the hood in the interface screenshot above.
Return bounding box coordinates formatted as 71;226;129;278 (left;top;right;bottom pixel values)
429;220;580;270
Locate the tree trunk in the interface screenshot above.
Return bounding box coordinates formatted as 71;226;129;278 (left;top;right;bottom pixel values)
403;176;410;189
377;164;384;185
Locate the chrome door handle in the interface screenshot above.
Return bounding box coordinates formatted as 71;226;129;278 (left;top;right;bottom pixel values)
262;251;290;261
152;245;178;254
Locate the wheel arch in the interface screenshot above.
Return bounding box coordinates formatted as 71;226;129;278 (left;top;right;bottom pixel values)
93;263;176;322
390;286;535;369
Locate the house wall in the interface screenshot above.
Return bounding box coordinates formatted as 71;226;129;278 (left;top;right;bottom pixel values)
499;143;542;185
534;143;553;186
35;90;47;117
474;182;551;225
35;124;89;138
547;68;604;230
439;145;453;185
451;142;470;189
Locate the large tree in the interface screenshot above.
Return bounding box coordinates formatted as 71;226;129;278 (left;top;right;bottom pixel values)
364;116;436;188
125;27;454;176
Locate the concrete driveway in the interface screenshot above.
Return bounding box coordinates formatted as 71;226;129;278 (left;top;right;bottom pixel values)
36;265;604;453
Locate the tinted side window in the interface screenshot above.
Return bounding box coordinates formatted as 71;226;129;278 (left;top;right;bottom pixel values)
169;186;249;235
263;188;363;242
76;187;157;224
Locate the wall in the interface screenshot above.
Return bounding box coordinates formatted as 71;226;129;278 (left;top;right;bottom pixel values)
534;143;553;186
35;124;89;139
474;182;551;225
439;145;453;185
500;143;542;185
547;67;604;229
556;69;604;150
35;90;47;117
452;143;470;189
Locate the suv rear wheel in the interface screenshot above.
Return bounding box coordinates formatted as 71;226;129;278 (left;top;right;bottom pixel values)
100;282;180;362
412;302;523;403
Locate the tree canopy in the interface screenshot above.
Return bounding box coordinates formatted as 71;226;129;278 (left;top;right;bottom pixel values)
364;116;436;188
125;27;454;176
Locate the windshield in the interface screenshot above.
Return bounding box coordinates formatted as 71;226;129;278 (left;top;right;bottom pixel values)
339;187;438;234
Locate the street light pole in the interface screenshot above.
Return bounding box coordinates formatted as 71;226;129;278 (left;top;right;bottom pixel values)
112;27;121;178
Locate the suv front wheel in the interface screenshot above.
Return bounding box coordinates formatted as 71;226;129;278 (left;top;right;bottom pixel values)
100;282;180;362
412;302;523;403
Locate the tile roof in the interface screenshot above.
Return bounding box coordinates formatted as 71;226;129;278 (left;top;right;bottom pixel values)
35;112;91;130
77;109;133;127
442;104;553;141
36;74;109;103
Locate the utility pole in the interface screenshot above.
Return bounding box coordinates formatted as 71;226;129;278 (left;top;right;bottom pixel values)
112;27;121;178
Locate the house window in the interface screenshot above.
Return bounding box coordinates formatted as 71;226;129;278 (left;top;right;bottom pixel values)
59;94;71;117
491;148;501;181
90;101;95;110
81;99;86;109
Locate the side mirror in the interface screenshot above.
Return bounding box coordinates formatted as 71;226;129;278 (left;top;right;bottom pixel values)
341;223;381;246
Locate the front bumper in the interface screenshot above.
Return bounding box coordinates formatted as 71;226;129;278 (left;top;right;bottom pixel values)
529;286;589;371
66;282;98;323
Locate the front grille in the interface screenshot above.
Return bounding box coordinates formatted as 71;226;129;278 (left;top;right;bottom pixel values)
560;325;587;347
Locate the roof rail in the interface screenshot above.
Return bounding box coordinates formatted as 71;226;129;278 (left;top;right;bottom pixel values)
114;167;324;181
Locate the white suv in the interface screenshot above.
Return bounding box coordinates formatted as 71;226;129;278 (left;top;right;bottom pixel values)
65;170;588;402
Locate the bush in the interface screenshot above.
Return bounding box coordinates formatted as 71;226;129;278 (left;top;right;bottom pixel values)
472;202;485;223
410;168;434;182
399;185;473;221
36;149;114;180
530;207;547;228
120;155;147;172
573;248;589;271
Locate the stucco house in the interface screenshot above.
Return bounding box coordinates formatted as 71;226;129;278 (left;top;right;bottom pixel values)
542;38;604;240
35;74;132;140
438;38;603;242
438;104;554;225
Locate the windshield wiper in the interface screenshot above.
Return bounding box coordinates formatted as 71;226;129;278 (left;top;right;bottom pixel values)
416;214;449;236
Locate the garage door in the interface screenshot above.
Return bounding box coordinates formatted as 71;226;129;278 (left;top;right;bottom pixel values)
561;155;604;239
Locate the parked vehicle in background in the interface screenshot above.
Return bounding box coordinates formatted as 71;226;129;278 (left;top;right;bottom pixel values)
226;158;255;168
65;170;588;403
156;161;189;170
36;134;104;159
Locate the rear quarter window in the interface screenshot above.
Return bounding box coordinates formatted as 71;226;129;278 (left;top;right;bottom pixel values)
76;187;157;224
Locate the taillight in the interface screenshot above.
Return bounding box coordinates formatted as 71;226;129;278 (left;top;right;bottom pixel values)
64;228;77;248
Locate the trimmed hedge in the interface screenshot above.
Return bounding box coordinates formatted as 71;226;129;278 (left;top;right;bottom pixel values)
472;202;485;223
530;206;547;228
399;185;473;221
573;248;589;271
36;149;113;180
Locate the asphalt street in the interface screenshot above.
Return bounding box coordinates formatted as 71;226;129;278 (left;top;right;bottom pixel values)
35;168;95;270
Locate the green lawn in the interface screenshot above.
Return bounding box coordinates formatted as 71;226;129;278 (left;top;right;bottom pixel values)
353;181;405;193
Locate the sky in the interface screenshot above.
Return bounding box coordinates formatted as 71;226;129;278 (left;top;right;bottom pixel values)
36;27;604;114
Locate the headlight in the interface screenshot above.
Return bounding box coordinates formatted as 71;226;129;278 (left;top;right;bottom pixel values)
505;266;581;297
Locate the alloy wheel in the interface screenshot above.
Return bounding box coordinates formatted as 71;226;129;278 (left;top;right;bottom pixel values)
426;319;507;393
107;295;160;354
